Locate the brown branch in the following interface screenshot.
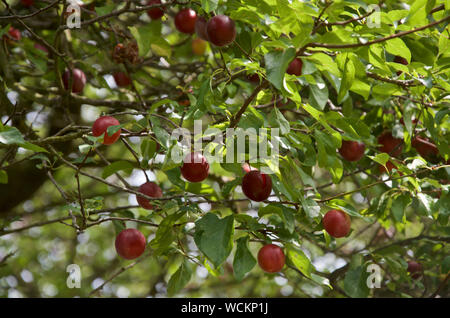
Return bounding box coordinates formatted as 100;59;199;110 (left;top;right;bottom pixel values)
301;14;450;51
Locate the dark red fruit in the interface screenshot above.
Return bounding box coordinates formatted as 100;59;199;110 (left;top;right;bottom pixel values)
195;16;209;41
180;152;209;182
21;0;34;7
136;182;163;210
206;15;236;47
378;131;403;157
242;170;272;202
147;0;164;20
115;228;146;260
339;140;365;162
393;56;408;75
286;58;303;76
113;71;132;87
257;244;285;273
62;68;86;94
7;27;21;41
247;74;260;83
407;261;423;279
92;116;121;145
412;136;440;163
175;8;197;34
323;209;351;238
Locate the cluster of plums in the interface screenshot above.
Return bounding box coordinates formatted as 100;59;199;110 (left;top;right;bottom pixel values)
91;115;356;273
146;1;236;47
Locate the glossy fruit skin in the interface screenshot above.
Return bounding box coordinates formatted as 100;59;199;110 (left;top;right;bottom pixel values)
192;38;207;56
62;68;86;94
394;56;408;65
21;0;34;7
92;116;121;145
339;140;365;162
393;56;408;75
242;170;272;202
323;209;351;238
113;71;131;87
286;58;303;76
412;136;440;163
258;244;285;273
175;8;197;34
115;228;146;260
195;16;209;41
407;261;423;279
181;152;209;182
136;182;163;210
147;0;164;20
206;15;236;47
377;131;403;157
7;27;21;41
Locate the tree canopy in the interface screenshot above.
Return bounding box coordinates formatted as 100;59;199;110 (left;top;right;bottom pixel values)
0;0;449;298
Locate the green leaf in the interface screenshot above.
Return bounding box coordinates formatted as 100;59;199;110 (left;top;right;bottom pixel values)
167;260;192;296
309;74;329;110
392;194;411;223
286;245;313;278
0;170;8;184
140;139;157;161
368;153;390;166
343;265;370;298
150;212;184;254
101;160;134;179
194;213;234;268
201;0;219;12
264;48;296;89
0;127;48;153
268;107;290;135
385;38;411;63
106;124;122;137
300;197;321;219
337;54;355;103
233;236;256;281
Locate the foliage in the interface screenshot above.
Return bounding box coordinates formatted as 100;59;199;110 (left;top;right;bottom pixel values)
0;0;449;298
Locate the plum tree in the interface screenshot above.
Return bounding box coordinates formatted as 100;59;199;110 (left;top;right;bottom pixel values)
1;0;449;300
